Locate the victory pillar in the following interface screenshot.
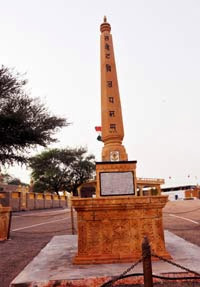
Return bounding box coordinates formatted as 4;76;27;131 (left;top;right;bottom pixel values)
100;17;128;161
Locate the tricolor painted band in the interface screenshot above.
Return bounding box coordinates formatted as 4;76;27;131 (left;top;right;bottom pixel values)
95;126;102;132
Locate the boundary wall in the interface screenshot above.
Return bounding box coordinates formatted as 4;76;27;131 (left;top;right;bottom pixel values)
0;191;68;211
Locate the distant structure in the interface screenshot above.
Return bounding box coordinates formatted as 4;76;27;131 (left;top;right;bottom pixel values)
162;185;200;200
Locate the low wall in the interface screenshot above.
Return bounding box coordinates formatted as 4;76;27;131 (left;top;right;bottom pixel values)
0;191;68;211
185;189;200;199
27;192;35;210
60;195;67;207
52;194;60;208
11;192;21;211
44;194;53;209
35;193;45;209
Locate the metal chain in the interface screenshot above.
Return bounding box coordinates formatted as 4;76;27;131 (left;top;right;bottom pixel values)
152;252;200;277
116;258;143;279
101;257;142;287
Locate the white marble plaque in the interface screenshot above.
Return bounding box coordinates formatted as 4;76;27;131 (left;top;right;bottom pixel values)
100;172;134;196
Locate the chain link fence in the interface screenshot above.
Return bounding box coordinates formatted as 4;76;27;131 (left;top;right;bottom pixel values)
101;237;200;287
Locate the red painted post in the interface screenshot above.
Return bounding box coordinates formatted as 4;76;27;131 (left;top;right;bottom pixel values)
142;236;153;287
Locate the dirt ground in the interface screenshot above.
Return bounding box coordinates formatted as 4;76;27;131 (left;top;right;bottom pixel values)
163;199;200;246
0;208;74;287
1;200;200;287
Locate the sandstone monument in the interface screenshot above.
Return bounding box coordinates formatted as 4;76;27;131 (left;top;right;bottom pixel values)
72;17;170;264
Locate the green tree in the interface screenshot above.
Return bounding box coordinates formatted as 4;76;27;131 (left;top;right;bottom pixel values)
0;172;27;185
0;172;12;183
8;178;28;186
0;66;68;166
29;147;95;195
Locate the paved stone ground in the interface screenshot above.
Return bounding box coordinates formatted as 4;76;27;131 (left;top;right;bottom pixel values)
0;208;72;287
11;231;200;287
1;201;200;287
163;199;200;247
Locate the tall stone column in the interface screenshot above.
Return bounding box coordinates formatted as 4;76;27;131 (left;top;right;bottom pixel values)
100;17;128;161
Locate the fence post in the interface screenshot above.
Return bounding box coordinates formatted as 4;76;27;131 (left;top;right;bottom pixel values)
71;206;75;235
7;210;12;239
142;236;153;287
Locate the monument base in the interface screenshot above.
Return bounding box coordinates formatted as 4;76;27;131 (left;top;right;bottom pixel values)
73;252;170;265
72;196;171;264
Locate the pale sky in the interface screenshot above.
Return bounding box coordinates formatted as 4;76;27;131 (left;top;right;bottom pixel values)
1;0;200;187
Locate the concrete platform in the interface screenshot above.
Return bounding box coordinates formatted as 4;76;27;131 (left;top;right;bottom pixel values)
11;231;200;287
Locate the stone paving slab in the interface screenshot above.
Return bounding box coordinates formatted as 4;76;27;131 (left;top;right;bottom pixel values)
11;231;200;286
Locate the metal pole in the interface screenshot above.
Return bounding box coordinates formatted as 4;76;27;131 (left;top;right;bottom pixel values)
142;236;153;287
7;210;12;240
71;206;75;235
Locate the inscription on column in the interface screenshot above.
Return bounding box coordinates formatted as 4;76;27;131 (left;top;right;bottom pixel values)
109;111;115;117
107;81;112;87
106;64;111;72
110;123;116;132
109;96;114;103
105;43;110;50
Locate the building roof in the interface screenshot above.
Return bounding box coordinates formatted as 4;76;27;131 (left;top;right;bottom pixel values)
162;185;198;192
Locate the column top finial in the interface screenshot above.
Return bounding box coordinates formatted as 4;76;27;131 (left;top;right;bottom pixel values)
100;16;111;33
